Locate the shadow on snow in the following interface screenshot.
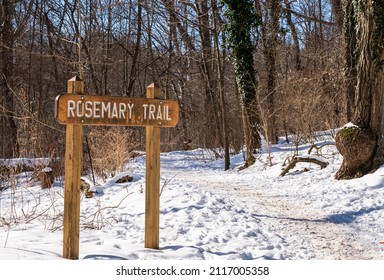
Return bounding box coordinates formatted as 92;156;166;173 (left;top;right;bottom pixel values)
327;205;384;224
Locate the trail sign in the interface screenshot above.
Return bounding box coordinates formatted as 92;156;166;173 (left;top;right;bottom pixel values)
59;78;179;259
55;94;179;127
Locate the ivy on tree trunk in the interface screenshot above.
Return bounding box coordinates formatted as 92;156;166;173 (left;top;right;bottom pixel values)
223;0;261;167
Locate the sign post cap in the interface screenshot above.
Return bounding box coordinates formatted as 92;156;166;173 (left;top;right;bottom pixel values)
68;76;83;82
147;82;161;88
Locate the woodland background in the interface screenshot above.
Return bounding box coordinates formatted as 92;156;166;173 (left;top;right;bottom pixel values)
0;0;356;177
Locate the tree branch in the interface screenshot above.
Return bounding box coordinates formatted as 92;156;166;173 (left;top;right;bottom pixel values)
283;7;337;26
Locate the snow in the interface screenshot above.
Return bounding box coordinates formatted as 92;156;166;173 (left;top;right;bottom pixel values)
1;134;384;261
343;122;359;128
42;167;53;172
293;154;328;163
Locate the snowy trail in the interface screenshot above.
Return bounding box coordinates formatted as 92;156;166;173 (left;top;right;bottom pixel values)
165;169;376;259
160;148;381;260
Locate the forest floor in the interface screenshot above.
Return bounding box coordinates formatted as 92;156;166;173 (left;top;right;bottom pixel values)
0;133;383;260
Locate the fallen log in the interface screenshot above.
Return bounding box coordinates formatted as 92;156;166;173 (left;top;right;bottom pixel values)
280;155;329;176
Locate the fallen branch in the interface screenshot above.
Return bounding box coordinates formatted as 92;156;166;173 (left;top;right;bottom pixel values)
280;155;329;176
308;142;336;156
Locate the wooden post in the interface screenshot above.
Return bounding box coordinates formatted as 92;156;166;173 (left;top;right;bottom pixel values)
145;83;161;249
63;76;84;259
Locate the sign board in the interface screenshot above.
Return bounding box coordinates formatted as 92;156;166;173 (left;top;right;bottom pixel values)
60;79;174;259
55;94;179;127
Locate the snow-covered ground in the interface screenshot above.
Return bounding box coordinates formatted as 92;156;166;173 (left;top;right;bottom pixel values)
0;133;384;260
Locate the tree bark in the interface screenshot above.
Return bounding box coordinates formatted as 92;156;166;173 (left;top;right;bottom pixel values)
126;1;142;97
335;126;376;179
212;0;230;170
343;1;358;122
257;0;281;145
224;0;261;168
335;0;384;179
0;0;19;158
330;0;343;29
195;0;222;148
283;0;301;71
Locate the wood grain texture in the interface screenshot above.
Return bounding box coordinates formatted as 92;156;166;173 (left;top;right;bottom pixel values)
63;76;83;259
145;83;161;249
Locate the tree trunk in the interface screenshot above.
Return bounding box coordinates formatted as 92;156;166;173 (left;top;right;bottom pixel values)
257;0;281;145
195;0;223;148
126;1;142;97
102;0;112;95
241;105;261;168
335;126;376;179
330;0;343;28
283;0;301;71
0;0;19;158
335;0;384;179
223;0;261;168
343;1;358;121
212;0;230;170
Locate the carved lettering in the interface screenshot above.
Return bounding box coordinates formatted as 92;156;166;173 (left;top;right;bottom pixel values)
142;104;148;119
119;103;126;119
149;104;156;120
94;101;101;118
111;103;118;118
68;100;76;117
101;102;110;118
60;96;177;126
127;103;134;119
156;105;162;120
85;101;93;118
76;101;84;117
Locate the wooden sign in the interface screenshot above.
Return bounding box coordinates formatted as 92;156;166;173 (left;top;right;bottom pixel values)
55;94;179;127
60;78;178;260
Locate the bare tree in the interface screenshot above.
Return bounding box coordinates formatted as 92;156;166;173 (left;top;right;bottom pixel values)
0;0;356;172
212;0;230;169
256;0;281;145
283;0;301;72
